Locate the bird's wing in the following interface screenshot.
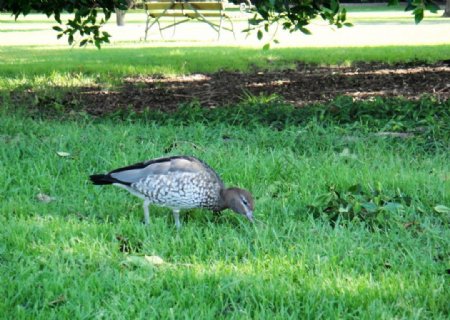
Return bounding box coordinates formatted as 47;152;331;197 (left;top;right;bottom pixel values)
108;156;221;185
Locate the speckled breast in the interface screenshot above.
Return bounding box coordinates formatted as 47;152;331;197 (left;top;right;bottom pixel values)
131;172;221;210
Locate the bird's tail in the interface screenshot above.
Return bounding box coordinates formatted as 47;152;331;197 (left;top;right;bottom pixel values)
89;174;116;185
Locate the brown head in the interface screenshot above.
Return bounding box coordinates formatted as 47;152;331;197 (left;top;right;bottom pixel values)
221;187;254;222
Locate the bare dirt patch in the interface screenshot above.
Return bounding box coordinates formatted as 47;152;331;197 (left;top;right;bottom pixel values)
13;61;450;115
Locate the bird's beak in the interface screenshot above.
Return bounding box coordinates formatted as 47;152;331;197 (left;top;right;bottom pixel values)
245;210;254;223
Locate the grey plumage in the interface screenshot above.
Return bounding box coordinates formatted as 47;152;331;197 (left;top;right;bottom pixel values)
90;156;254;227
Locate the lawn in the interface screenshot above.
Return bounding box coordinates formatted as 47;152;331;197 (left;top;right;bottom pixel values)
1;44;450;91
1;96;450;319
1;9;450;318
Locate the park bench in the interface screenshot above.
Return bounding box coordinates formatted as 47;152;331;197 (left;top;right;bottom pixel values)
144;0;235;40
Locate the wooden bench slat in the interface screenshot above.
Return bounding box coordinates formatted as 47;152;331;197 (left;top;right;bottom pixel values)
184;11;226;17
146;2;224;11
186;2;224;10
145;3;184;10
148;12;188;17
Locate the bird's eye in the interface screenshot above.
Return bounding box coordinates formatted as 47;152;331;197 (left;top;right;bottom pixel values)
241;197;249;206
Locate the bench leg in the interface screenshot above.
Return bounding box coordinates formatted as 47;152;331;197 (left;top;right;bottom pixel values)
218;15;223;40
172;16;177;38
145;16;163;40
144;15;150;40
157;20;164;39
226;16;236;40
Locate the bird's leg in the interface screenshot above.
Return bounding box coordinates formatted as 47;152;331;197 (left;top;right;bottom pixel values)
173;209;181;229
143;199;150;225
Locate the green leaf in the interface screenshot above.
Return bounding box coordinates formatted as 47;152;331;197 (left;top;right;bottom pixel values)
362;202;378;213
339;8;347;22
54;11;62;24
433;205;450;214
79;39;88;47
353;202;362;214
330;0;339;13
249;18;264;26
383;202;403;213
52;26;63;32
263;43;270;50
414;8;424;24
313;193;335;207
299;27;311;35
257;30;263;40
348;184;362;194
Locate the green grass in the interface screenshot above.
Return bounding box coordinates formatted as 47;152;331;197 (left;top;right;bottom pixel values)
1;21;450;317
1;44;449;91
1;97;449;318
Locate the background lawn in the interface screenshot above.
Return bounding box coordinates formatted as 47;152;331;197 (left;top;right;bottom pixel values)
1;5;450;318
1;44;449;91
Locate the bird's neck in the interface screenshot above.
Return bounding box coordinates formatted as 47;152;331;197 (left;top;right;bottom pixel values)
218;188;230;211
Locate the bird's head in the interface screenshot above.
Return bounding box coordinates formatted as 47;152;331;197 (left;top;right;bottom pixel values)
222;188;254;222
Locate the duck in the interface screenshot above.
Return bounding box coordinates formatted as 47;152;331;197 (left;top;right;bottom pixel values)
89;155;254;227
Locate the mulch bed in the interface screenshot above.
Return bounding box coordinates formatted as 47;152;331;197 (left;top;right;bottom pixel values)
14;61;450;115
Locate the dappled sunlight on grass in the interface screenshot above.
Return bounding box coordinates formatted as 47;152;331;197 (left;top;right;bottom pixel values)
9;73;100;89
1;45;450;79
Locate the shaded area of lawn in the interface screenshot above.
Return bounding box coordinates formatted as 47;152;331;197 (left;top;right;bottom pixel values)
7;60;450;115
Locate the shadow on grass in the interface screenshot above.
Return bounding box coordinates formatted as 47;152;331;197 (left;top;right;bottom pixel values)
5;61;450;116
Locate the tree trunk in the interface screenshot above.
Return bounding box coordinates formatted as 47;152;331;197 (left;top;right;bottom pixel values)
115;0;135;26
444;0;450;17
115;9;126;26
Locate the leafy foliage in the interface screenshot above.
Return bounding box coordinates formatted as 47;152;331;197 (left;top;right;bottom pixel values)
248;0;352;39
247;0;439;43
308;184;416;230
0;0;129;47
401;0;442;23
